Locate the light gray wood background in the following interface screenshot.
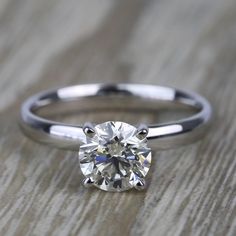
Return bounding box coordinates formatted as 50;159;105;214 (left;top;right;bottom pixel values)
0;0;236;235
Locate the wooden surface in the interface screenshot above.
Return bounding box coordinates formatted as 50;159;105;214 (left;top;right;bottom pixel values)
0;0;236;235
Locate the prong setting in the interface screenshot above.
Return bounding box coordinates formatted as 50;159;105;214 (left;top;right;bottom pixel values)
83;177;94;188
134;178;146;191
83;122;96;138
136;124;149;140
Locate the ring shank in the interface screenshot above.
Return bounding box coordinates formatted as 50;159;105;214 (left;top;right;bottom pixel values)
20;84;212;150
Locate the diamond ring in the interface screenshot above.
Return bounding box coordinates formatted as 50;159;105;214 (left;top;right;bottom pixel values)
20;84;212;192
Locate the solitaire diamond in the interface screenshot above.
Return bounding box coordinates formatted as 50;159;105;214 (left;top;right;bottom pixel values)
79;121;152;192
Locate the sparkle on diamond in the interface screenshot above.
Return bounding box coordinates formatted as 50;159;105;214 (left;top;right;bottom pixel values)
79;121;152;192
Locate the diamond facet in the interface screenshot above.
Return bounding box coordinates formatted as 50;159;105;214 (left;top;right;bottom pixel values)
79;121;152;192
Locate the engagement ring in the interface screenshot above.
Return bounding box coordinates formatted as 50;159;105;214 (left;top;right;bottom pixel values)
20;84;212;192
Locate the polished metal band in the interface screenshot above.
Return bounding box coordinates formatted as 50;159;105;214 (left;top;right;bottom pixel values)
20;84;212;150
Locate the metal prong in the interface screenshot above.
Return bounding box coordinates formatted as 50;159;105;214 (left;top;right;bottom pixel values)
134;178;146;191
136;124;149;140
83;177;94;188
83;123;95;138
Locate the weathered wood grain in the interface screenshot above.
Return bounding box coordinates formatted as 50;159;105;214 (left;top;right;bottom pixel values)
0;0;236;235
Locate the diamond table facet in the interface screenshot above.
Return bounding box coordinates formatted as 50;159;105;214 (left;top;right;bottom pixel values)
79;121;152;192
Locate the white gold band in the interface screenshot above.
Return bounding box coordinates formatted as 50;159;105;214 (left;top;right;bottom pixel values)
20;84;212;150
